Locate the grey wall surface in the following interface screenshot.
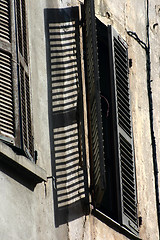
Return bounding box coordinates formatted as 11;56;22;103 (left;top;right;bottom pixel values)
0;0;159;239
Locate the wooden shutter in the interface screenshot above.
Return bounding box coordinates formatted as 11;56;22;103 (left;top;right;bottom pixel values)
0;0;18;145
108;26;138;234
83;0;106;206
15;0;33;158
45;7;89;226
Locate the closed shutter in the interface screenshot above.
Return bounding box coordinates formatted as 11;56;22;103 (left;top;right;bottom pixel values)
0;0;18;144
108;26;138;234
0;0;33;159
83;0;106;206
15;0;33;158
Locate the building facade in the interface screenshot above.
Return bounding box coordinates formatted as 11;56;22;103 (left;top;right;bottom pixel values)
0;0;160;239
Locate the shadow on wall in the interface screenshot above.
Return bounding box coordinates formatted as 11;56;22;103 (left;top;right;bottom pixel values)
44;7;89;227
0;159;36;191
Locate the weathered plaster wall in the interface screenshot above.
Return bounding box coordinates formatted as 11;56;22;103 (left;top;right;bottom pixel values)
94;0;159;239
61;0;159;239
0;170;36;239
0;0;159;239
0;0;86;239
149;2;160;196
0;0;76;239
67;215;131;240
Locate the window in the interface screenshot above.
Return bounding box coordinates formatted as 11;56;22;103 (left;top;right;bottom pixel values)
82;0;138;235
0;0;33;159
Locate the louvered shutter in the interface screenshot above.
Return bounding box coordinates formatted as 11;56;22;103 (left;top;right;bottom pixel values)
108;26;138;234
83;0;106;206
15;0;33;158
0;0;20;145
45;7;89;225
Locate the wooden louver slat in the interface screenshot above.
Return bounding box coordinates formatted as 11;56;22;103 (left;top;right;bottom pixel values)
83;0;106;206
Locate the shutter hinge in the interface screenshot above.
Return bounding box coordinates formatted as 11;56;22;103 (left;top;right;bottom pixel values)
129;58;133;68
79;19;85;27
34;150;38;163
47;176;57;190
139;216;142;227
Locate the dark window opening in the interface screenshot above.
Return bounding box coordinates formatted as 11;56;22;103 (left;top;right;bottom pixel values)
97;19;119;222
97;31;118;220
94;18;138;235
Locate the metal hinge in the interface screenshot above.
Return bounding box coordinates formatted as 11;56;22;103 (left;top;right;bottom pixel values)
47;176;57;190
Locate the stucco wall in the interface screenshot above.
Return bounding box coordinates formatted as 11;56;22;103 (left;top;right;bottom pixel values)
0;0;159;239
94;0;159;239
0;0;70;239
149;2;160;196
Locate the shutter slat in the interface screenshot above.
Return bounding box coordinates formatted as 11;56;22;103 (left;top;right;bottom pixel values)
115;38;132;137
114;45;128;64
0;106;13;115
116;67;128;85
115;57;128;75
0;85;12;94
0;113;14;124
0;81;12;91
117;81;129;98
0;96;13;104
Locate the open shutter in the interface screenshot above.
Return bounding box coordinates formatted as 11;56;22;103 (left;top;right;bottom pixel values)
0;0;19;145
83;0;106;206
108;26;138;234
15;0;33;158
45;7;89;226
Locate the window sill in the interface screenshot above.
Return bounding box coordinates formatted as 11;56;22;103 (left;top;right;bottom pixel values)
92;209;141;240
0;141;47;184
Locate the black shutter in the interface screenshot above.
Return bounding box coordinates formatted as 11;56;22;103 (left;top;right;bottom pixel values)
83;0;106;206
16;0;33;158
108;26;138;234
45;7;88;225
0;0;19;145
